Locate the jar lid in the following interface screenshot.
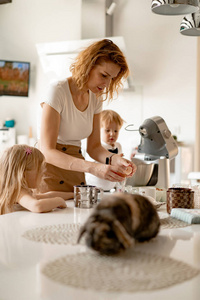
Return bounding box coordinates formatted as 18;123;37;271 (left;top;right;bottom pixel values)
167;187;194;193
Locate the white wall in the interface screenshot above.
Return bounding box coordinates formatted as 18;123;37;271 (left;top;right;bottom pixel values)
112;0;196;145
0;0;81;139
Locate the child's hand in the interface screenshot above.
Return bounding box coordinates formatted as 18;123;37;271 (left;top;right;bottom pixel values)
56;197;67;209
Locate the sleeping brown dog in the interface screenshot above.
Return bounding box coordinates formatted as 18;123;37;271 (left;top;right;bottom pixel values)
78;192;160;255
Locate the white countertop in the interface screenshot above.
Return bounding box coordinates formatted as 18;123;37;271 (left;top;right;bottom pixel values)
0;200;200;300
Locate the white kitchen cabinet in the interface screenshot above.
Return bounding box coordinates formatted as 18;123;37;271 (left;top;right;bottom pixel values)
0;127;16;156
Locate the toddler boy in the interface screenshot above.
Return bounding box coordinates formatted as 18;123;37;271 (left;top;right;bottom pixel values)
85;109;124;190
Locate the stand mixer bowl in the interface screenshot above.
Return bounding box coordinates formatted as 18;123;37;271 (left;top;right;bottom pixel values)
126;158;155;187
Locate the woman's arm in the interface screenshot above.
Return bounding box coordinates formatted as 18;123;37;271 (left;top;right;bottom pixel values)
18;191;67;213
87;113;112;163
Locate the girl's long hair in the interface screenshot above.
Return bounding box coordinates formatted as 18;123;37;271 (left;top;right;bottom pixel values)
70;39;130;101
0;144;45;214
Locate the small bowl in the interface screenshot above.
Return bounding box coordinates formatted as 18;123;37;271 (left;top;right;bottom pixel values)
5;119;15;128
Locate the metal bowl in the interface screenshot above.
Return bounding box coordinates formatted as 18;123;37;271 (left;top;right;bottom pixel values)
126;158;154;187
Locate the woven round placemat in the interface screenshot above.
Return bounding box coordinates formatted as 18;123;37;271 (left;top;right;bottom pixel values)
22;214;189;245
41;250;200;292
160;216;189;229
22;223;82;245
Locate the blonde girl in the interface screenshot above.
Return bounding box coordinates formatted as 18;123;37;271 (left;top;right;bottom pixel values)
38;39;136;194
0;145;71;215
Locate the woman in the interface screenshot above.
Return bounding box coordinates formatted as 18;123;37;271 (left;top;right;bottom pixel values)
38;39;136;193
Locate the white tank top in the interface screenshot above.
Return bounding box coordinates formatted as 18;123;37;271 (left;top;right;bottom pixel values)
38;79;102;147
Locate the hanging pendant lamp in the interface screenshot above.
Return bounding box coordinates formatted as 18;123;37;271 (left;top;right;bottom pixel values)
151;0;199;15
180;10;200;35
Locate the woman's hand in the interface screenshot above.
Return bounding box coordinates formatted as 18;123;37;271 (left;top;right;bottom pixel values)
90;160;136;182
109;154;137;178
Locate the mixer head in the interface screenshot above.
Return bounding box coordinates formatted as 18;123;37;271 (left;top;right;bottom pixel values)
138;116;178;160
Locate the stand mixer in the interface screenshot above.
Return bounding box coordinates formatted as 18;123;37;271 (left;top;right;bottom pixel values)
126;116;178;189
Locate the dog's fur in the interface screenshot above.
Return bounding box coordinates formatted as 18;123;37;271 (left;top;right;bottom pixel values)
78;193;160;255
